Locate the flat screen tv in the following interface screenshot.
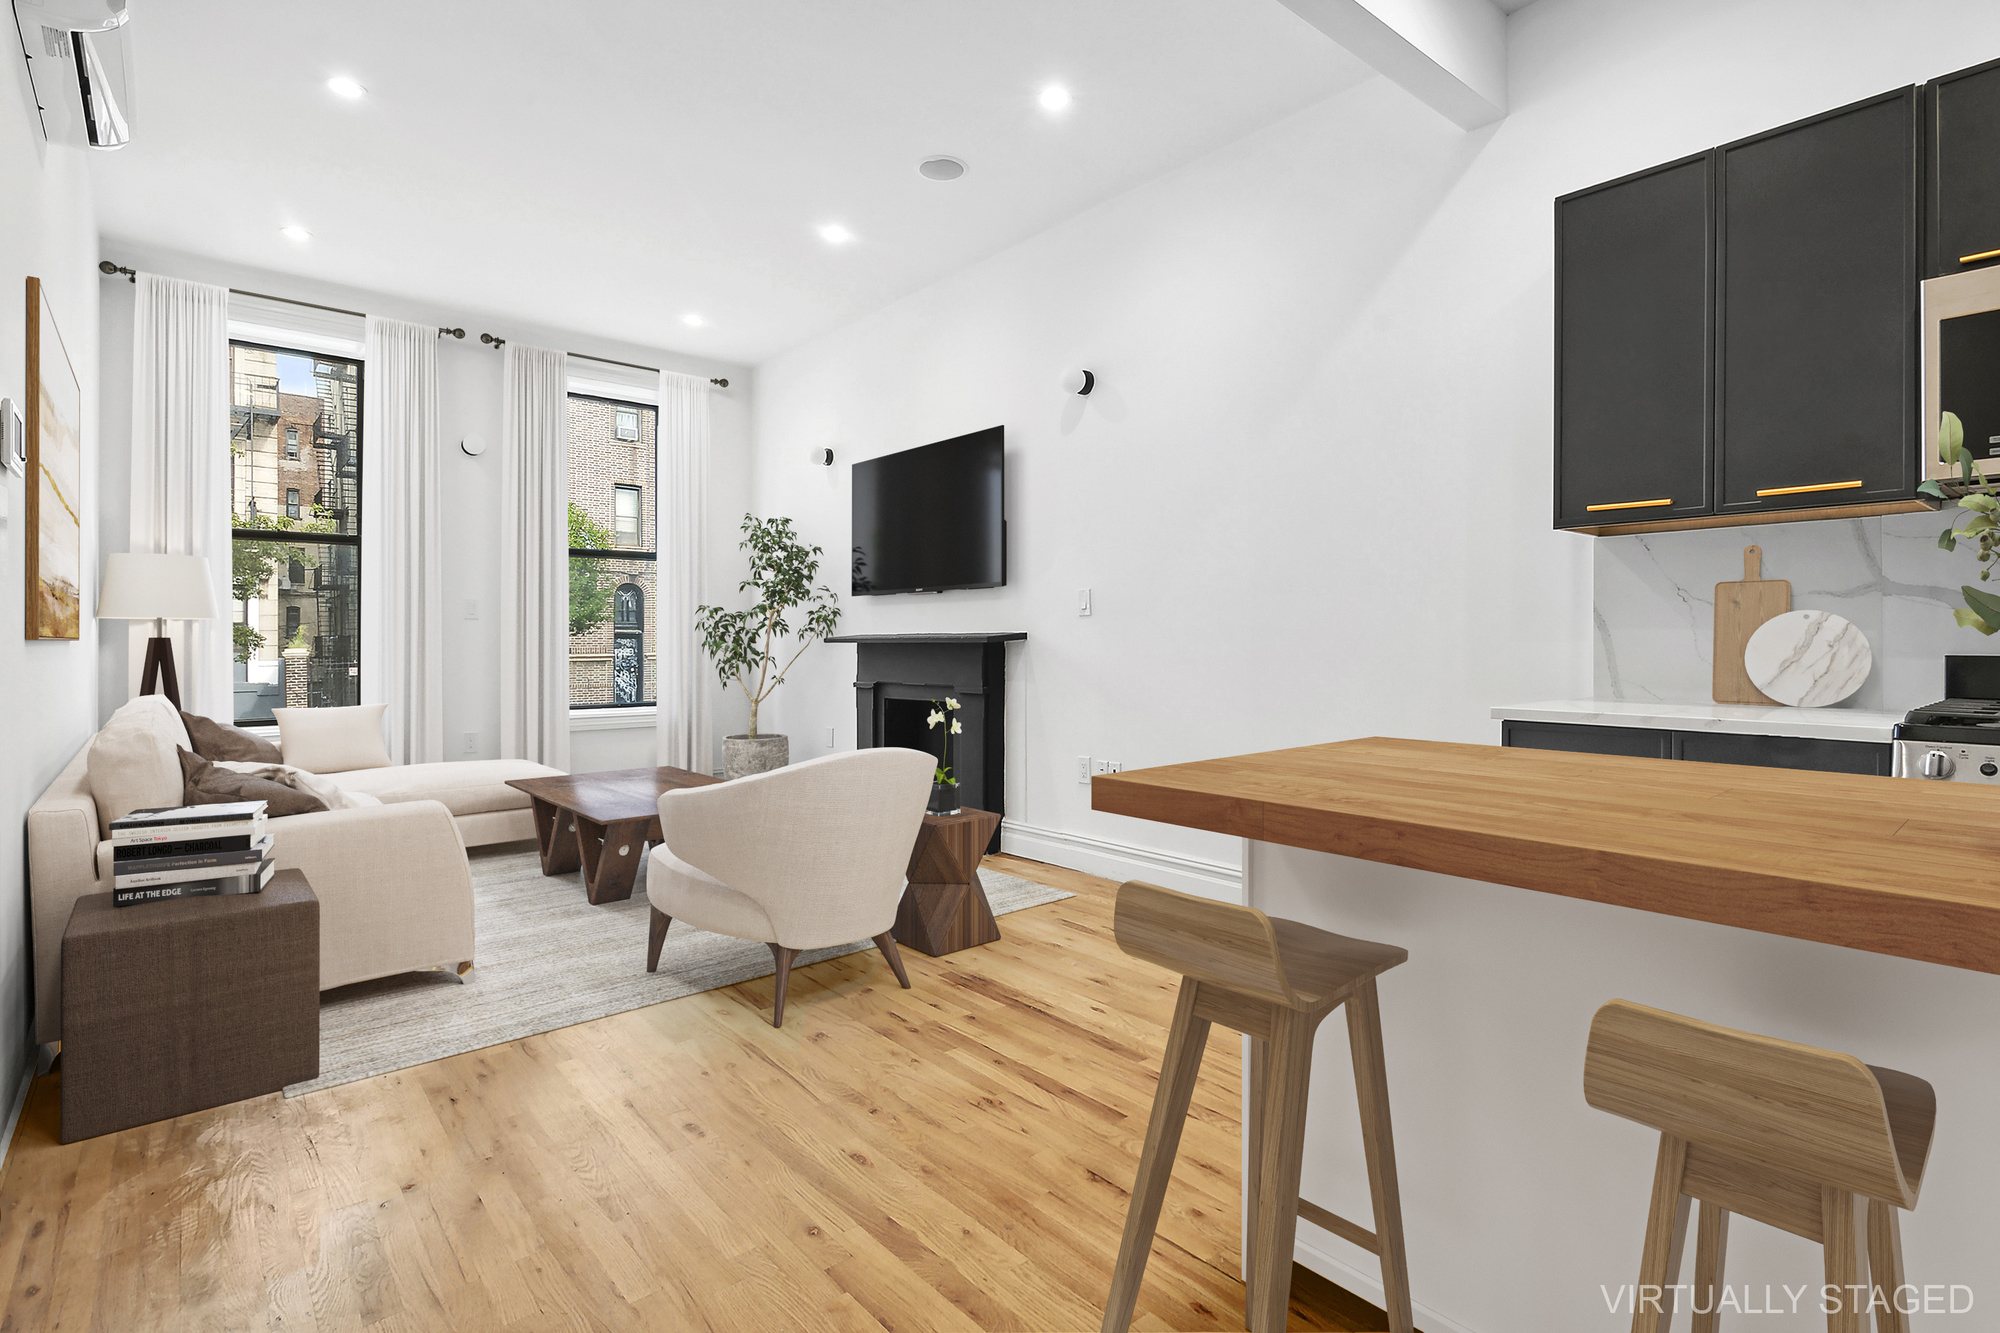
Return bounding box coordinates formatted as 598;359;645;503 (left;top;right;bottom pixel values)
851;426;1004;595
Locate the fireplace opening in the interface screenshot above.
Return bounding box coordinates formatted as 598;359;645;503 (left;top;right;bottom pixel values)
883;698;947;771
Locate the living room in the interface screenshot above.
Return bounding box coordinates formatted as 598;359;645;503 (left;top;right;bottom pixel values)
9;0;2000;1329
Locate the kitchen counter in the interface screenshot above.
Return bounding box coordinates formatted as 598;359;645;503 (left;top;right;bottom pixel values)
1490;697;1904;742
1093;737;2000;1328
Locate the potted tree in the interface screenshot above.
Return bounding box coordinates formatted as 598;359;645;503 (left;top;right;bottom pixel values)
696;514;841;779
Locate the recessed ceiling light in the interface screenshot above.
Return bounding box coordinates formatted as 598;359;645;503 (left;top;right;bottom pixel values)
818;223;855;245
326;76;365;100
1038;85;1071;113
280;225;312;242
682;313;706;327
919;156;967;181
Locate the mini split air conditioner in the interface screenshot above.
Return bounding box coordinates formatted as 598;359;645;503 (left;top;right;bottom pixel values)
13;0;133;149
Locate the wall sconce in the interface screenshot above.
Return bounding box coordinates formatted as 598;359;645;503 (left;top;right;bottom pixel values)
808;446;834;466
1059;368;1096;396
460;435;488;457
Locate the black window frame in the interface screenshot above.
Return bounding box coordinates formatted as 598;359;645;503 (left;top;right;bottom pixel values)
569;392;655;711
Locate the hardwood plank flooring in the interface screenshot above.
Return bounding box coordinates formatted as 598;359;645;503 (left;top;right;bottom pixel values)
0;853;1395;1332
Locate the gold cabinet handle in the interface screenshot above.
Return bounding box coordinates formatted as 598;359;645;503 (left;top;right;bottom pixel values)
1585;498;1673;512
1755;480;1862;497
1960;247;2000;264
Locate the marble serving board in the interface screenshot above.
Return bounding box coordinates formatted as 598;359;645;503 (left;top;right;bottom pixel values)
1743;609;1872;707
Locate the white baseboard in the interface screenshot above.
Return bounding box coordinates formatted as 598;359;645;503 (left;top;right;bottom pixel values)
998;819;1241;900
0;1057;35;1182
1294;1232;1479;1333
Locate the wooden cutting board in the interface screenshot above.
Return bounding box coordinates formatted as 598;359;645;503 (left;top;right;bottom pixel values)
1713;545;1790;705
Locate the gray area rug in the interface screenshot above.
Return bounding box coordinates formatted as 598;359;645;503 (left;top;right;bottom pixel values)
287;844;1072;1096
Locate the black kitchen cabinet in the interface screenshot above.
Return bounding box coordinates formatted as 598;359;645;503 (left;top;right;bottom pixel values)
1715;88;1919;517
1501;719;1892;777
1927;56;2000;277
1554;154;1714;528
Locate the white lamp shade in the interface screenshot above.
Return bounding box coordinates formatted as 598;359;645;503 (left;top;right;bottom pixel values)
97;552;219;621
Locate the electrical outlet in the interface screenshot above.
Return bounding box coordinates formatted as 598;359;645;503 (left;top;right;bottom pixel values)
1077;755;1091;784
1078;588;1092;617
1105;759;1124;774
464;599;478;620
463;730;478;755
1091;758;1111;777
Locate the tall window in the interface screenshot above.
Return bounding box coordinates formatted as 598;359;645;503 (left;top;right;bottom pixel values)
568;394;655;708
229;341;362;723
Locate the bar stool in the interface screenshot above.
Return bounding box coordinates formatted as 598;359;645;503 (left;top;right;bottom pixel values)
1583;999;1936;1333
1101;880;1415;1333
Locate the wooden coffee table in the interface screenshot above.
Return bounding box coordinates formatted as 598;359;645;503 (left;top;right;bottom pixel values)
507;765;722;905
893;806;1004;956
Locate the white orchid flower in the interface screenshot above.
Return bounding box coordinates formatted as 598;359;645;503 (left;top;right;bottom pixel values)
945;697;961;710
950;719;962;734
927;710;944;728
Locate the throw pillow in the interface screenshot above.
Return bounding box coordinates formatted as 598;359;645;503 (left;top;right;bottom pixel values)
272;702;392;774
180;710;283;764
178;748;327;817
86;696;192;834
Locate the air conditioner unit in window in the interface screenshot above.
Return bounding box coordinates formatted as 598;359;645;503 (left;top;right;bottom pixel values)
14;1;134;149
275;577;293;591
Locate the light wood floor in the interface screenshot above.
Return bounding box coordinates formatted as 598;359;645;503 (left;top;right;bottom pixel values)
0;854;1392;1332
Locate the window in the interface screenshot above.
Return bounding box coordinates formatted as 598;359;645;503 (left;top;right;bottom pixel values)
229;342;362;724
568;395;655;708
614;484;642;547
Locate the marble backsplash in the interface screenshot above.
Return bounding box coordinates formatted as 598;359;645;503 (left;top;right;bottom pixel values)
1592;509;1992;713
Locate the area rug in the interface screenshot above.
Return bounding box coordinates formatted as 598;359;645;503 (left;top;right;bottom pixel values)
286;844;1072;1096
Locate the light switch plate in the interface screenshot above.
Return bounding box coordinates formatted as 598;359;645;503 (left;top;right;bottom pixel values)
1077;588;1092;617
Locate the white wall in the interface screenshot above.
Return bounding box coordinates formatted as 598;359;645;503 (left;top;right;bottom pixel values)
0;62;100;1099
95;243;754;774
745;0;2000;893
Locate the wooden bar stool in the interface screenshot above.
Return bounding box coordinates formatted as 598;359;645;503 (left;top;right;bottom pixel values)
1583;1000;1937;1333
1101;880;1415;1333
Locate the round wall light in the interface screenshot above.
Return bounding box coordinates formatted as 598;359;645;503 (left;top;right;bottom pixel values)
461;434;488;458
808;446;834;467
1059;368;1096;396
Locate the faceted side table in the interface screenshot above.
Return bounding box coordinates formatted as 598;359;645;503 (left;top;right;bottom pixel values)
893;806;1003;957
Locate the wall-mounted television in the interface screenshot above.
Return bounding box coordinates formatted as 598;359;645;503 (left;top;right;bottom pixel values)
851;426;1004;595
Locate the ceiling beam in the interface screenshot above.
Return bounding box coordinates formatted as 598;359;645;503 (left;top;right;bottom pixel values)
1278;0;1507;130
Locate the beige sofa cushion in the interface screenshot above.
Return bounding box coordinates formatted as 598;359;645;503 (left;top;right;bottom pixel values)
323;759;561;818
274;703;391;774
85;695;194;835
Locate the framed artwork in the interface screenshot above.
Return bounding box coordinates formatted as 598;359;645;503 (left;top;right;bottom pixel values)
25;276;82;640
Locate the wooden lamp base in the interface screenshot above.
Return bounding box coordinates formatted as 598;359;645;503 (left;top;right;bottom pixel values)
139;635;183;710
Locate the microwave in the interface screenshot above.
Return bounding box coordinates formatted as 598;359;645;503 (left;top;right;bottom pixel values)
1923;263;2000;482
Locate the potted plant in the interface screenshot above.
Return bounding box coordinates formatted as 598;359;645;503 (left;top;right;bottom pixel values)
696;514;841;779
1926;412;2000;634
925;697;963;814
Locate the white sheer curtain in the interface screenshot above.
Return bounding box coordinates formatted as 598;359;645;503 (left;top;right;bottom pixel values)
366;316;444;763
129;273;232;720
656;372;711;774
499;344;571;769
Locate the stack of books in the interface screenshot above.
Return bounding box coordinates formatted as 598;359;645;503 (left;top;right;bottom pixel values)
109;801;275;907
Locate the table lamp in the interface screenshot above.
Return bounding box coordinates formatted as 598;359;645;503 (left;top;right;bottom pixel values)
97;552;219;709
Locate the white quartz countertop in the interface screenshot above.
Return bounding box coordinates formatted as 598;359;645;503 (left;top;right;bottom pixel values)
1490;699;1904;743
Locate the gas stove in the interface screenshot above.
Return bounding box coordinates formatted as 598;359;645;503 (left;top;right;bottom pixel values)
1893;657;2000;782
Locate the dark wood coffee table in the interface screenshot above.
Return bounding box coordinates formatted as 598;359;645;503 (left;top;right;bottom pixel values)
507;765;722;905
893;806;1004;956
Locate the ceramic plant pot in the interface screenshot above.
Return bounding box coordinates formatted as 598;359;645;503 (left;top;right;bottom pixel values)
723;733;789;780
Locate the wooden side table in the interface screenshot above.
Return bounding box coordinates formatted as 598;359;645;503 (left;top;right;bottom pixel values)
893;806;1003;957
61;870;320;1143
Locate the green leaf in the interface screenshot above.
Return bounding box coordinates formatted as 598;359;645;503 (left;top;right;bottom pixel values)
1963;493;2000;513
1940;528;1960;551
1942;410;1966;464
1963;584;2000;633
1956;607;2000;634
1919;479;1949;499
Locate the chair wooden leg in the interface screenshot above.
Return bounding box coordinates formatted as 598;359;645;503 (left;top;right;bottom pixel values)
1243;1035;1267;1322
1691;1201;1729;1333
1632;1135;1691;1333
1867;1200;1909;1333
1346;977;1414;1333
1100;981;1213;1333
1821;1187;1868;1333
647;908;671;973
1246;1008;1315;1333
872;932;911;989
768;944;798;1028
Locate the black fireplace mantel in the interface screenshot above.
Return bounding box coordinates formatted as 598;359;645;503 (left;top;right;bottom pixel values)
830;633;1025;852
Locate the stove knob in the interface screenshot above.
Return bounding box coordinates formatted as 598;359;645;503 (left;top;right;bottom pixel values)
1921;750;1957;779
1983;762;1998;778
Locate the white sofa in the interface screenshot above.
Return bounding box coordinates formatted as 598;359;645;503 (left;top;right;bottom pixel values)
27;696;563;1051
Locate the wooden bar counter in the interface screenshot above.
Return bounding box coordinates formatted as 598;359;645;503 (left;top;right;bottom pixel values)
1093;737;2000;1328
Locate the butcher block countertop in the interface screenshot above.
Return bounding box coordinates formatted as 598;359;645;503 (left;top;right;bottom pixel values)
1091;737;2000;975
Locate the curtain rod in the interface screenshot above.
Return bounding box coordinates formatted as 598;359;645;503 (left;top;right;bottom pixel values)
477;332;728;388
100;260;473;344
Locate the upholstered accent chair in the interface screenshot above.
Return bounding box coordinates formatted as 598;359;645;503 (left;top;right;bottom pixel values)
644;747;936;1026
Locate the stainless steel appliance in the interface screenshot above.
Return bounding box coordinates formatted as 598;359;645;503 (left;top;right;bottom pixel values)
1892;655;2000;781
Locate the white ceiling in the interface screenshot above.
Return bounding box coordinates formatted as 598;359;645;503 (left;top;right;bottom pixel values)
91;1;1375;364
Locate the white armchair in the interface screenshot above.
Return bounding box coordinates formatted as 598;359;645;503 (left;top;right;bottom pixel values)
645;747;936;1027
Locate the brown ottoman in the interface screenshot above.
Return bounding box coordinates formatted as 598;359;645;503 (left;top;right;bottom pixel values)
61;869;319;1143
